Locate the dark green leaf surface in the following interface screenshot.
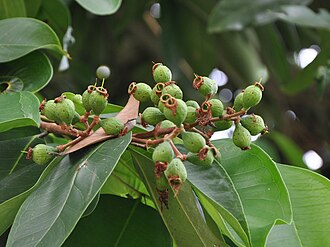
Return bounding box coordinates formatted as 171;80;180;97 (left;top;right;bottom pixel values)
0;91;40;133
64;195;171;247
24;0;42;17
274;164;330;246
0;0;26;19
130;146;224;247
75;0;122;15
6;133;131;247
0;17;66;62
0;51;53;92
213;139;292;247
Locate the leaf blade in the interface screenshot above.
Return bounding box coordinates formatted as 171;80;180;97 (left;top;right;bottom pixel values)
75;0;122;15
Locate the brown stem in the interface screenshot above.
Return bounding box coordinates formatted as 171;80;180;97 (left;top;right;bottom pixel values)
169;140;186;160
57;136;84;152
130;142;147;149
81;115;99;137
211;109;246;122
80;111;91;129
191;127;219;156
132;127;175;139
40;121;78;138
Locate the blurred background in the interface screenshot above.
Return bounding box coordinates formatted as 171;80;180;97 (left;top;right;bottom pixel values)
42;0;330;177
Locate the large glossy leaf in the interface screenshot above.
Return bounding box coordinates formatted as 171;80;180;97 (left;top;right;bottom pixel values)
266;224;301;247
130;146;225;247
0;51;53;92
0;0;26;19
270;164;330;246
6;133;131;247
0;91;40;132
0;17;67;63
184;159;250;247
208;0;311;33
75;0;122;15
24;0;42;17
213;139;292;247
64;195;172;247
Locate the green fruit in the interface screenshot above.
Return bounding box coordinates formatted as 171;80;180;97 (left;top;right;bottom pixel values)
185;100;199;109
141;107;165;126
164;158;187;183
89;87;108;115
241;114;266;135
163;98;187;126
208;98;224;117
160;120;176;129
152;63;172;83
162;83;183;99
186;149;214;166
100;117;124;135
184;106;198;124
193;76;218;97
150;83;165;105
213;119;232;131
233;91;244;112
152;141;174;163
182;131;206;153
82;87;94;112
96;65;111;80
55;98;75;125
155;173;169;191
158;93;171;112
72;94;82;104
72;111;81;125
32;144;56;165
243;84;263;110
128;82;152;102
233;123;251;150
42;100;59;122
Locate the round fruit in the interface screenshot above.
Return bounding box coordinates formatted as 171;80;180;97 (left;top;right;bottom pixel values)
42;100;59;122
72;94;82;104
208;98;224;117
82;86;95;112
141;107;165;126
163;98;187;126
233;91;244;112
152;141;174;163
233;123;251;150
186;149;214;166
32;144;56;165
55;98;75;125
96;65;111;80
213;119;232;131
160;120;176;129
152;63;172;83
164;158;187;183
182;131;206;153
242;83;263;110
241;114;266;135
150;83;165;105
193;75;218;97
100;117;124;135
184;106;198;124
162;83;183;99
89;87;108;115
185;100;200;109
128;82;152;102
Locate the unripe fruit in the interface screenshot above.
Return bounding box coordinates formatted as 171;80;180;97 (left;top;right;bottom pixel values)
193;75;218;97
186;149;214;166
72;111;81;125
185;100;200;109
162;83;183;99
141;107;165;126
150;83;165;105
184;106;198;124
241;114;267;135
72;94;82;104
155;173;169;191
182;131;206;153
32;144;56;165
158;94;171;112
152;141;174;163
82;86;95;112
233;123;251;150
42;100;59;122
160;120;176;129
243;83;263;110
213;111;233;131
128;82;152;102
100;117;124;135
165;158;187;183
152;63;172;83
208;98;224;117
96;65;111;80
89;87;108;115
233;91;244;112
55;98;75;125
163;98;187;127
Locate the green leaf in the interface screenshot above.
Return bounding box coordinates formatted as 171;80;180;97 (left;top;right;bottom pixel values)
24;0;42;17
184;159;250;247
130;146;225;247
266;223;302;247
36;0;71;40
0;51;53;93
64;195;172;247
272;164;330;246
213;139;292;247
6;133;131;247
0;17;67;63
0;76;23;93
208;0;311;33
0;0;26;19
75;0;122;15
0;91;40;133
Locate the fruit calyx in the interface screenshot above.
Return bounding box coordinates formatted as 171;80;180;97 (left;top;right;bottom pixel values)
192;74;203;90
154;161;168;179
128;82;137;95
164;97;178;117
